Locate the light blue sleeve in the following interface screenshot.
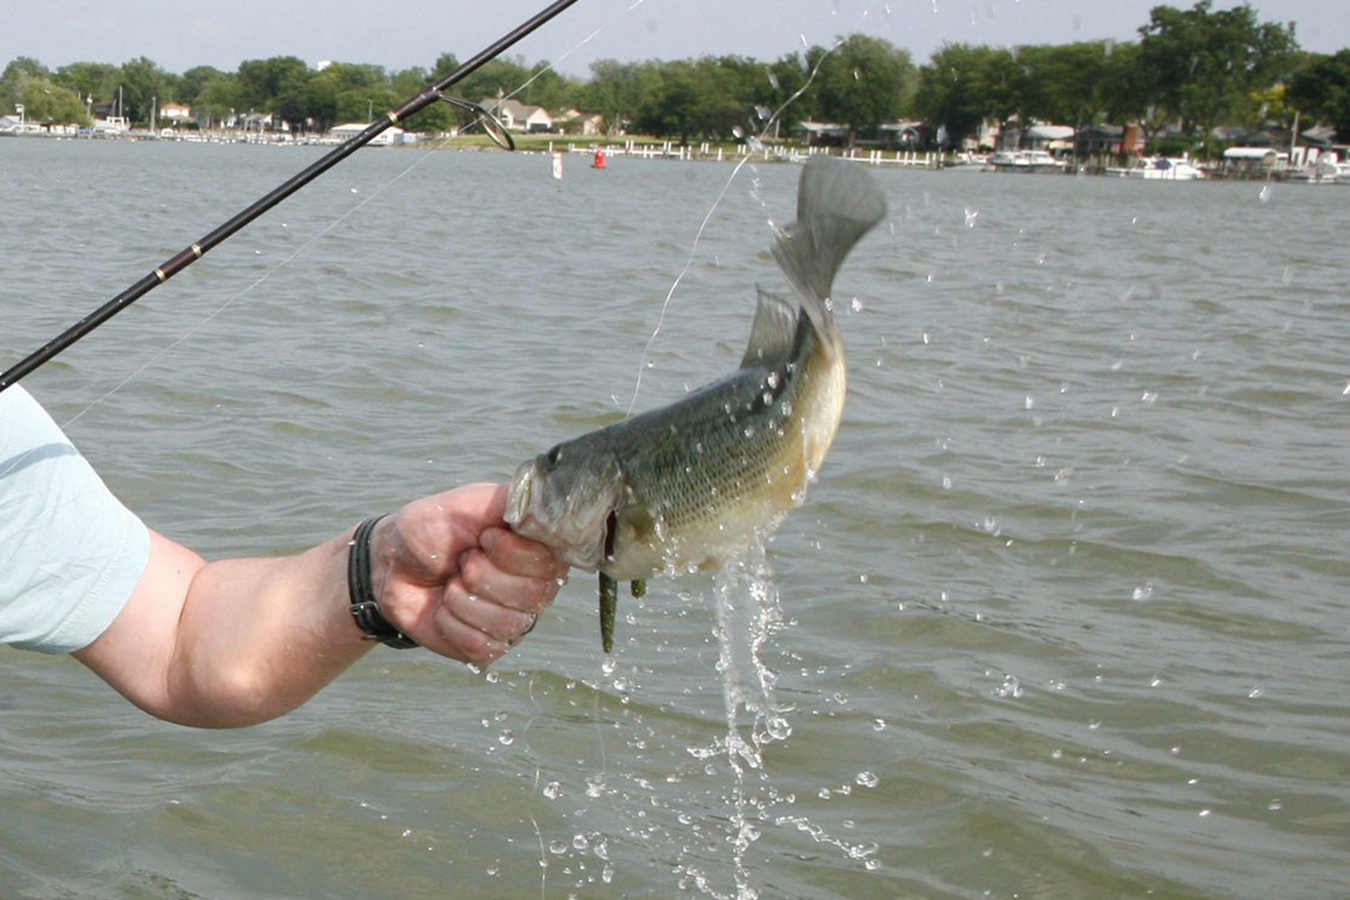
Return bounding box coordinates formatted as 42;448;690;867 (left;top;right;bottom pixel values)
0;385;151;654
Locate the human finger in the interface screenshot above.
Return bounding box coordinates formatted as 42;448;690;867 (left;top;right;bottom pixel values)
458;545;563;614
438;581;543;646
480;526;570;582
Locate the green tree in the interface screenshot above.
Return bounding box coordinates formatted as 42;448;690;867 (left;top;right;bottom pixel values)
632;60;700;143
581;58;654;133
765;51;817;133
178;66;228;106
118;56;172;124
235;56;309;112
194;74;244;127
1;57;48;115
1137;0;1298;135
1015;41;1113;130
53;61;120;113
806;34;914;142
914;43;1018;146
1287;49;1350;139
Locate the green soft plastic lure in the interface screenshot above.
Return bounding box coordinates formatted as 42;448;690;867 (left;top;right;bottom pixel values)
598;574;645;653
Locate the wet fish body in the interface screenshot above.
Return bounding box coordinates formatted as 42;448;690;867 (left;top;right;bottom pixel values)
505;156;886;650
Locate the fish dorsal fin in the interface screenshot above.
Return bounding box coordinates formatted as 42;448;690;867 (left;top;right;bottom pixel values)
771;155;887;336
740;288;799;369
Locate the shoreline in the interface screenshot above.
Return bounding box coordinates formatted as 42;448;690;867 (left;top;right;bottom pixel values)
0;129;1312;180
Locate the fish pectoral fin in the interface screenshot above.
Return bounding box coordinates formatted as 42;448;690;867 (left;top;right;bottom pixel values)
599;572;618;653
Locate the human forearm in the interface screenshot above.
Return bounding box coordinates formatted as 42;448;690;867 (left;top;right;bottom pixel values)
78;530;372;728
166;536;373;726
75;484;567;728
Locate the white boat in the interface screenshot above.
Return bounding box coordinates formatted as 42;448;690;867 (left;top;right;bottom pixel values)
987;149;1066;173
1291;153;1346;185
943;152;989;172
1116;156;1207;180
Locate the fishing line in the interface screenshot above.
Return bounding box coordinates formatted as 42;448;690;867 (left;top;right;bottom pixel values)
47;0;666;423
623;34;845;417
60;151;442;429
0;0;583;395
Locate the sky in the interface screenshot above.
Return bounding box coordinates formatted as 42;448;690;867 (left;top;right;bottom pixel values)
4;0;1348;79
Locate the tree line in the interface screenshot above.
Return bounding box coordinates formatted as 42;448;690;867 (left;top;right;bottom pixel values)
3;2;1348;154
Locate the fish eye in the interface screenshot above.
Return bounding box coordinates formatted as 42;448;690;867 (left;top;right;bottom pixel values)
545;444;562;466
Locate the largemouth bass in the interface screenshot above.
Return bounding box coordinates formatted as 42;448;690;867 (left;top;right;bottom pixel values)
505;155;886;651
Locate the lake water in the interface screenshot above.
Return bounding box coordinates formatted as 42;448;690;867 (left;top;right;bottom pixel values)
2;137;1347;899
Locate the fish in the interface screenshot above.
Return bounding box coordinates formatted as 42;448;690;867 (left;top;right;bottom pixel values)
504;155;887;652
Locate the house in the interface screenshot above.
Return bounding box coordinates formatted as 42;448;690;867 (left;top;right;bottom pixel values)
1021;123;1075;152
555;108;604;136
160;101;192;124
879;120;925;149
1076;124;1124;156
796;121;849;146
480;98;553;133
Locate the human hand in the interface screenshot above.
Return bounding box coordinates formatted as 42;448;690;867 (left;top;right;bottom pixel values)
368;483;569;666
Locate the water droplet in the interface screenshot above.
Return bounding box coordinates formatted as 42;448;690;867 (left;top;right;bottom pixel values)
543;781;562;799
498;729;514;745
855;770;879;788
849;296;865;313
1258;184;1272;203
1132;582;1154;601
732;125;745;140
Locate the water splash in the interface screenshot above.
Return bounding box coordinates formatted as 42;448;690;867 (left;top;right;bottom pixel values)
699;541;793;898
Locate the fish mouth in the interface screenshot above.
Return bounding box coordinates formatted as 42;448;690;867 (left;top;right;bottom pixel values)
504;458;610;572
503;460;534;528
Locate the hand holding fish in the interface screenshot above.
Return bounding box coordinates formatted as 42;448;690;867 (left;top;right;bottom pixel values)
366;483;569;666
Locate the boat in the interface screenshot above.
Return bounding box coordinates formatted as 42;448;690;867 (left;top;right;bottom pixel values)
987;149;1066;173
942;152;989;172
1115;155;1207;181
1290;153;1346;185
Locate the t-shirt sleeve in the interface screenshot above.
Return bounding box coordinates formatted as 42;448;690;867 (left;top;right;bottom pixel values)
0;386;151;653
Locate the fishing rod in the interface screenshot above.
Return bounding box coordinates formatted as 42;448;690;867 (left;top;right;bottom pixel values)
0;0;581;394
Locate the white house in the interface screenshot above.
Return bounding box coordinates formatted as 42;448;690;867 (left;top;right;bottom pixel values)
159;101;192;124
481;98;554;133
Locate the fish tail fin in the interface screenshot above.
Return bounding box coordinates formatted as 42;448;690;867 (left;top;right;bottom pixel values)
771;155;887;336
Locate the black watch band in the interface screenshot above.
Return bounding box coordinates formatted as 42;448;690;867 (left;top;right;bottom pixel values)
347;514;419;649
